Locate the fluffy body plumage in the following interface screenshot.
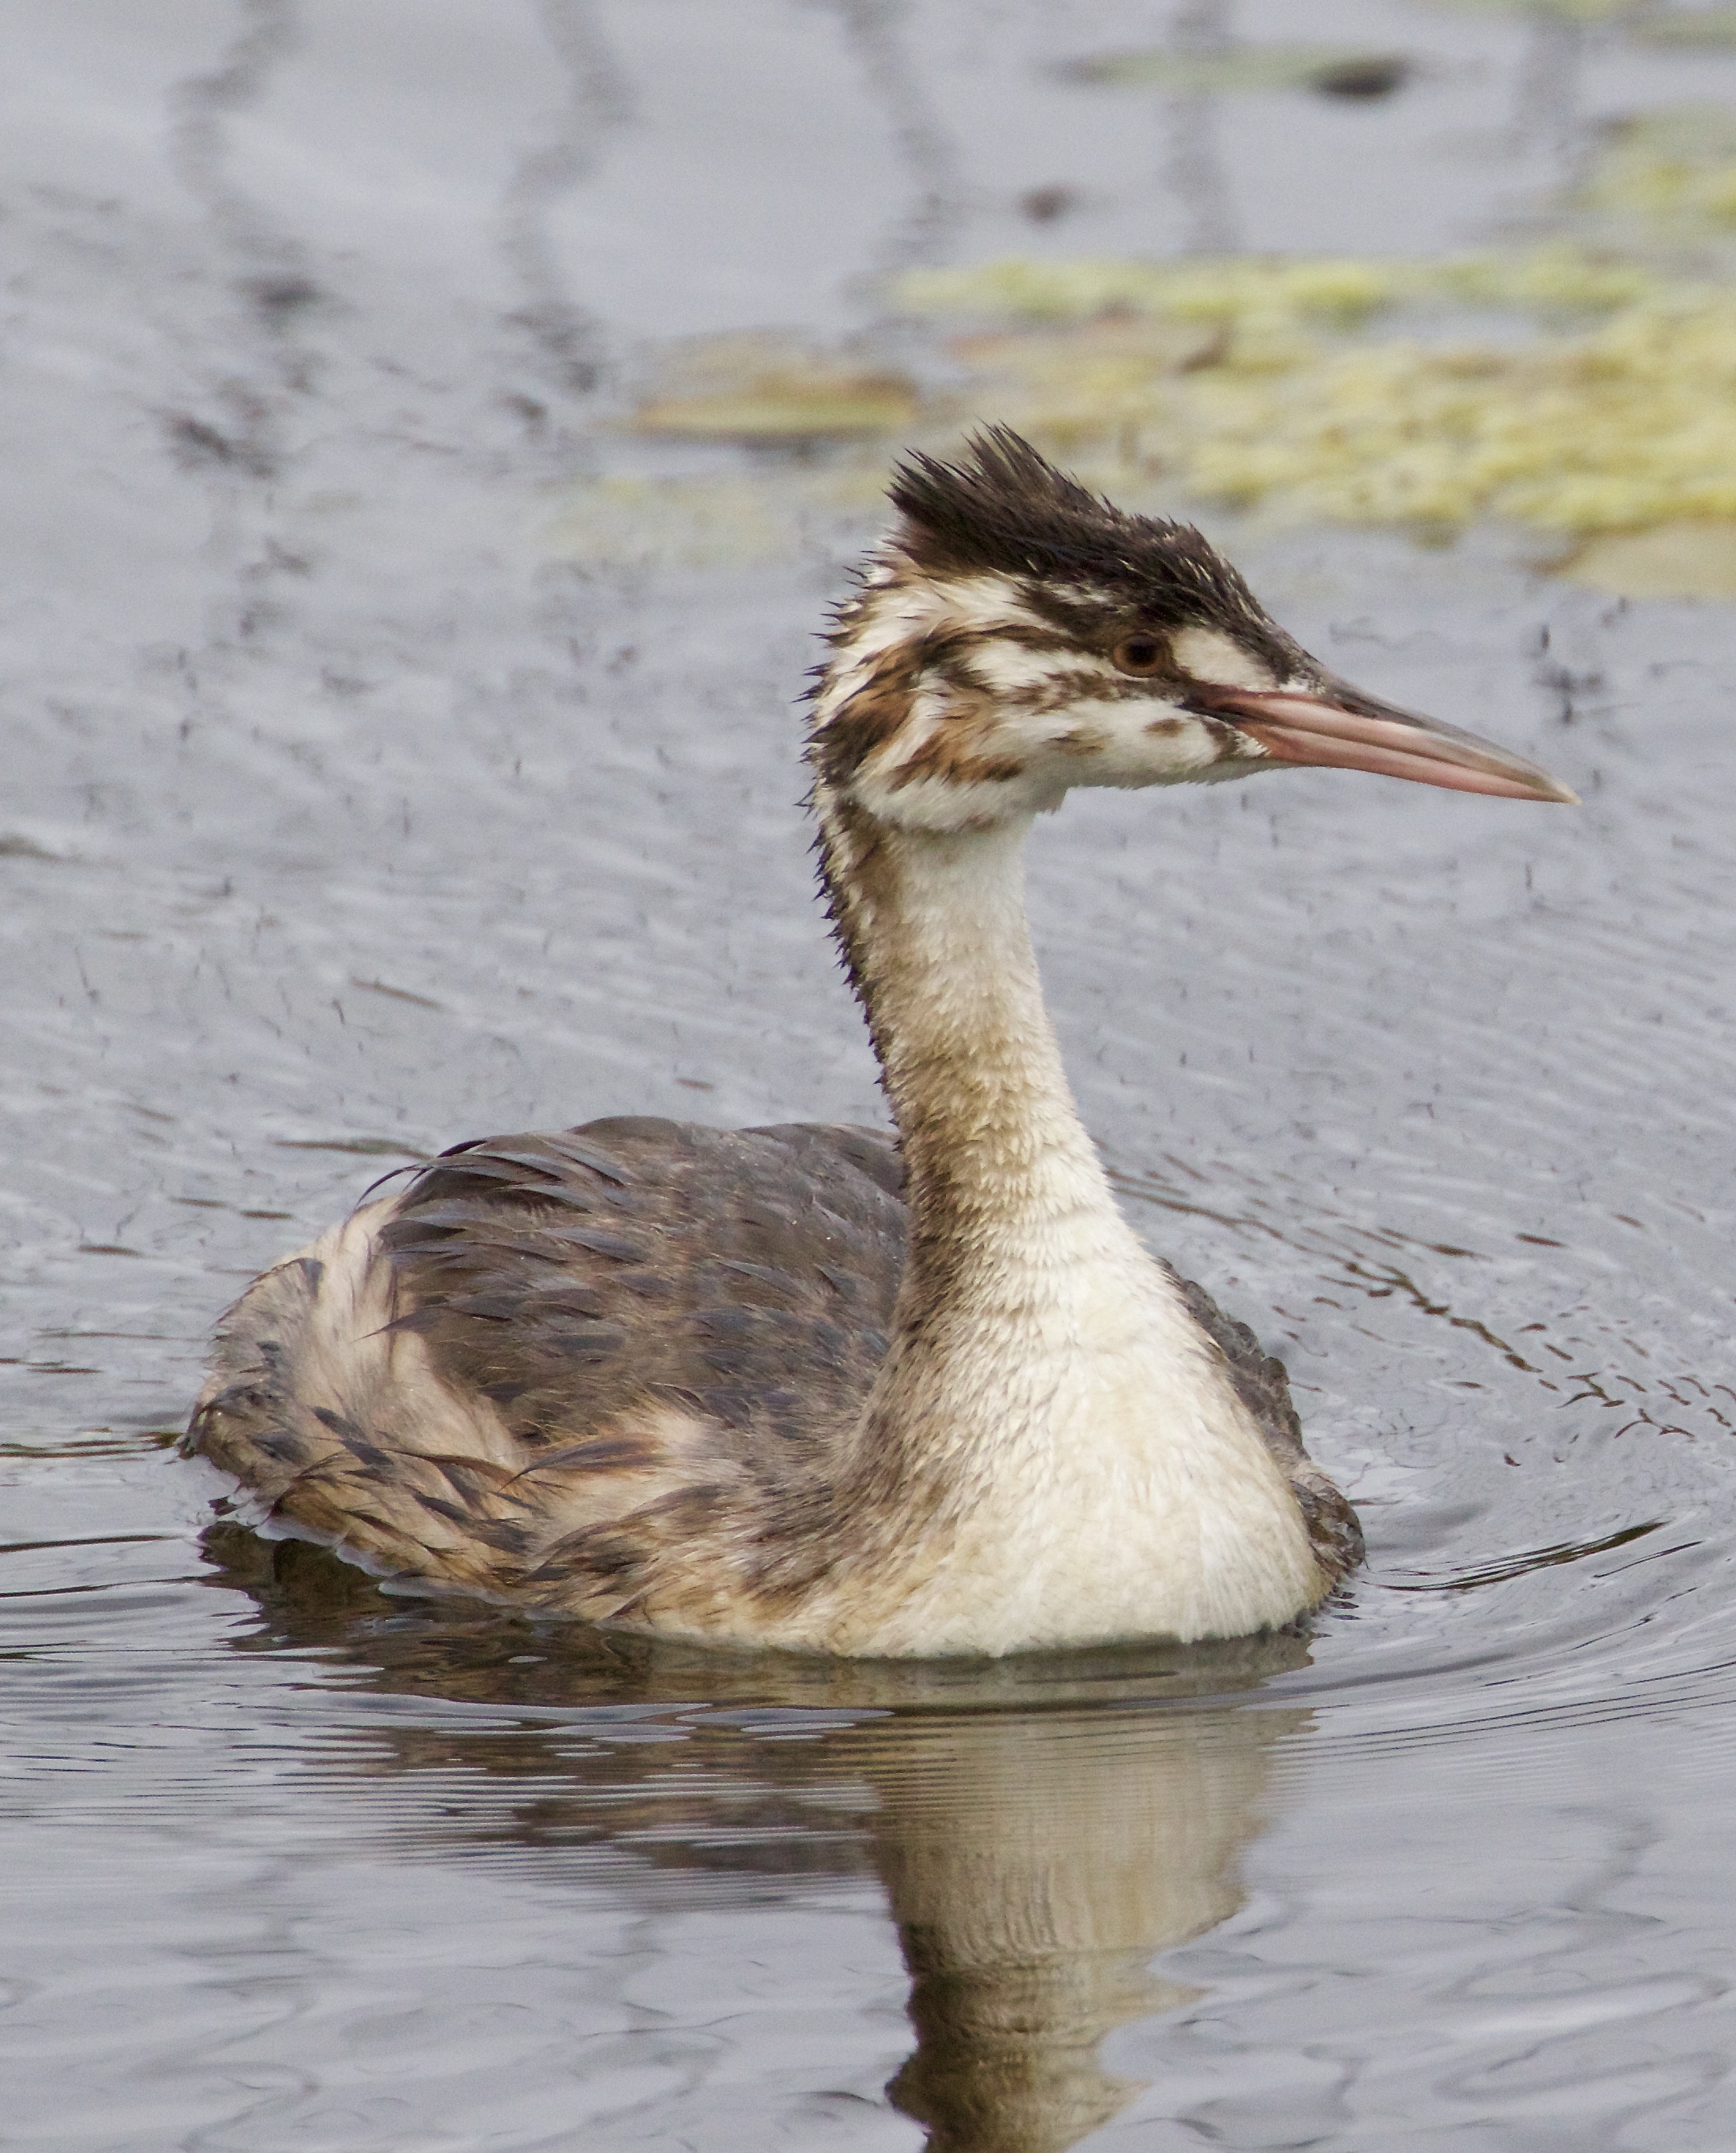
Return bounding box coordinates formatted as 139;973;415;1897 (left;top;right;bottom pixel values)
190;431;1572;1656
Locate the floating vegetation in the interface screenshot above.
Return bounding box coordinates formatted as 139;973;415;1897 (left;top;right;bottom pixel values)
544;471;885;569
1169;288;1736;538
903;253;1408;328
1057;46;1413;99
943;317;1230;457
629;333;917;444
1434;0;1736;32
1427;249;1654;311
1420;0;1637;20
1579;107;1736;234
1561;522;1736;598
559;104;1736;595
895;243;1736;580
1630;6;1736;43
901;247;1648;329
555;259;1736;590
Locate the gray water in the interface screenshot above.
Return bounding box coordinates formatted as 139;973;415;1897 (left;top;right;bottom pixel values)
7;4;1736;2147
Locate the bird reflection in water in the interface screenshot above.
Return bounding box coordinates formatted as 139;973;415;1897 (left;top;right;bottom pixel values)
202;1527;1312;2152
876;1697;1301;2149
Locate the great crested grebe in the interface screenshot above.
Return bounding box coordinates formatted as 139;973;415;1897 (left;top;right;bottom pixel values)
188;430;1574;1657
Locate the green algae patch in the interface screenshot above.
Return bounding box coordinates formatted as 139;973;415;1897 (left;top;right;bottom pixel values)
632;372;917;442
628;334;918;444
546;264;1736;576
557;106;1736;586
896;252;1736;550
1580;107;1736;235
1427;249;1655;313
1420;0;1637;21
902;254;1412;330
1173;287;1736;534
1631;6;1736;43
902;248;1652;332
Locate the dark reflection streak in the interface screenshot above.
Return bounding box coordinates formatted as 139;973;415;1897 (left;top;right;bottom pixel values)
815;0;965;286
200;1528;1312;2153
167;0;313;487
0;1578;204;1600
1115;1171;1484;1272
498;0;632;415
0;1440;167;1461
1588;1540;1700;1578
1115;1173;1491;1275
1511;8;1588;183
1342;1262;1539;1372
1115;1172;1542;1373
1625;1650;1736;1691
0;1532;178;1558
1308;1705;1679;1756
170;0;304;287
1381;1518;1666;1593
1111;1176;1281;1233
1262;1638;1588;1703
1114;1169;1712;1446
163;0;332;699
1162;1;1239;257
1114;1182;1287;1240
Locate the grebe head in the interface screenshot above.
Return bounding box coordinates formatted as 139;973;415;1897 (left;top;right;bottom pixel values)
810;427;1577;834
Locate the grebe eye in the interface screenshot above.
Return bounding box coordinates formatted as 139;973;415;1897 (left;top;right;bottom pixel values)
1112;633;1164;675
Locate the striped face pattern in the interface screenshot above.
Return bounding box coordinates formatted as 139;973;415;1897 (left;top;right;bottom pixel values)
808;431;1319;835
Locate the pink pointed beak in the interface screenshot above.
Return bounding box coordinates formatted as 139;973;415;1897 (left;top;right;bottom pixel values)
1197;683;1579;805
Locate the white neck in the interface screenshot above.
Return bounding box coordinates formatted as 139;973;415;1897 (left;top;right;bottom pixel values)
861;815;1146;1331
812;798;1323;1654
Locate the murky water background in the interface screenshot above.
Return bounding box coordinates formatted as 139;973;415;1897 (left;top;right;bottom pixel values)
7;3;1736;2146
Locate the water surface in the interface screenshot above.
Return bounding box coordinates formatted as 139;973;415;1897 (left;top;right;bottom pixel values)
6;5;1736;2147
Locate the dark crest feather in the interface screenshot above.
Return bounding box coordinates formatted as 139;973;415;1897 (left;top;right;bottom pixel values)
887;426;1273;631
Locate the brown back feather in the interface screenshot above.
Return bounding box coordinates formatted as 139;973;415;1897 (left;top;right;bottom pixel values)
191;1115;1355;1601
381;1118;908;1468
